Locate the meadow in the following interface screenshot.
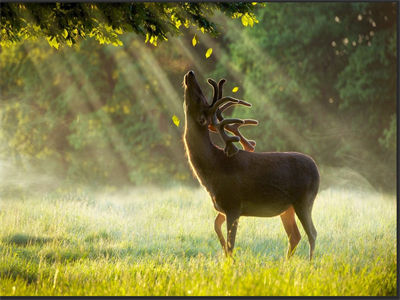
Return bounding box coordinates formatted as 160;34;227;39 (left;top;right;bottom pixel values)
0;185;396;296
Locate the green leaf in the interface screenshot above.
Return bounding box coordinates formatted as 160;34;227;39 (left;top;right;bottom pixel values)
172;115;180;127
205;48;213;58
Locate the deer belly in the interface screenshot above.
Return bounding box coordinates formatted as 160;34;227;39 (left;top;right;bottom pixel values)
241;200;291;217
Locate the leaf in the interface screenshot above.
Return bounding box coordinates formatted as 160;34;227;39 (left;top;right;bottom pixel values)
241;15;249;27
192;35;197;47
62;29;68;39
112;39;123;46
232;87;239;93
184;19;190;28
46;36;59;49
172;115;180;127
205;48;213;58
175;19;182;29
248;16;254;27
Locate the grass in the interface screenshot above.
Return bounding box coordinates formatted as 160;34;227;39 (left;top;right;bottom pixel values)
0;185;396;296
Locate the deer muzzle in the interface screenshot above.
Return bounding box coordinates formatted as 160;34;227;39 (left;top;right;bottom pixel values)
184;70;195;86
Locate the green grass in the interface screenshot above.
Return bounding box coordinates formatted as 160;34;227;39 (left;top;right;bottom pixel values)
0;185;396;296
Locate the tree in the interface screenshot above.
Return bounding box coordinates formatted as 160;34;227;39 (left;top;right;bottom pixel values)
0;2;261;187
1;2;259;48
0;35;198;186
211;2;396;191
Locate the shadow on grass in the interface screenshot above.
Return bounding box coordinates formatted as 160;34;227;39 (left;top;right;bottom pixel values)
84;230;115;243
41;235;321;263
1;261;38;283
2;233;332;267
3;233;54;246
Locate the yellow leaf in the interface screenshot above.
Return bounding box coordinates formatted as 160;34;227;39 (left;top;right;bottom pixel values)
47;37;59;49
205;48;213;58
241;15;249;27
62;29;68;39
232;87;239;93
192;35;197;47
184;19;190;28
252;2;257;5
248;16;254;27
200;27;205;34
175;19;182;29
112;39;123;47
172;115;180;127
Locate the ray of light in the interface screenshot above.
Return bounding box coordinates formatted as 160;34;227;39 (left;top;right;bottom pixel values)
211;12;385;171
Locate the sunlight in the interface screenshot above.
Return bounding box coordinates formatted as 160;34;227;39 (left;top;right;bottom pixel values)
107;37;187;163
217;16;386;176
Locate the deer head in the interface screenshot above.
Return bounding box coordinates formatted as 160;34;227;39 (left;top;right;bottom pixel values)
183;70;210;128
183;70;258;157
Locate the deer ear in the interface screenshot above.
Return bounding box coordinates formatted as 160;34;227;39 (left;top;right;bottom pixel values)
197;113;207;126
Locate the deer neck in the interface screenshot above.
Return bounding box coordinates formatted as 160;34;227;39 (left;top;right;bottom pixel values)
184;117;218;183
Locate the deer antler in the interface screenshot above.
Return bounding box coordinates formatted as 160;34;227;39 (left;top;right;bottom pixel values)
207;78;258;156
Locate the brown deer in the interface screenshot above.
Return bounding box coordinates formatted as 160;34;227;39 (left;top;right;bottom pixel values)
183;70;320;260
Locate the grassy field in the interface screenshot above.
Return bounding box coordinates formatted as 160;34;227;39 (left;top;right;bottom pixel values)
0;185;396;296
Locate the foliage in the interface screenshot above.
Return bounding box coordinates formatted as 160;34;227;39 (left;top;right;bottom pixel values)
0;37;192;185
0;3;258;48
0;186;396;296
211;2;396;191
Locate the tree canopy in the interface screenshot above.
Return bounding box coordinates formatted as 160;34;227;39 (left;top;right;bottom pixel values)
0;2;259;48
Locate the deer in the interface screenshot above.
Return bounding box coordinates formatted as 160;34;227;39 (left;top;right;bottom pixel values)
182;70;320;260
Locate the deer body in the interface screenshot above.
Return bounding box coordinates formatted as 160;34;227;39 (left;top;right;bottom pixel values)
183;71;319;259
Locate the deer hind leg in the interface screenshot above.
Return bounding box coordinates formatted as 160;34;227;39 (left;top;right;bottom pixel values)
214;213;227;255
226;211;240;256
280;205;301;259
293;203;317;261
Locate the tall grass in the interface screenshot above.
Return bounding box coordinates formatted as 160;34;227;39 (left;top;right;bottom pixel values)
0;185;396;296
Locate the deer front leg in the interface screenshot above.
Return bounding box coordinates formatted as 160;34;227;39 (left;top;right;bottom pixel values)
214;213;227;255
226;211;240;256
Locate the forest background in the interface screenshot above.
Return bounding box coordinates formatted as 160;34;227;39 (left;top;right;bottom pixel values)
0;2;397;194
